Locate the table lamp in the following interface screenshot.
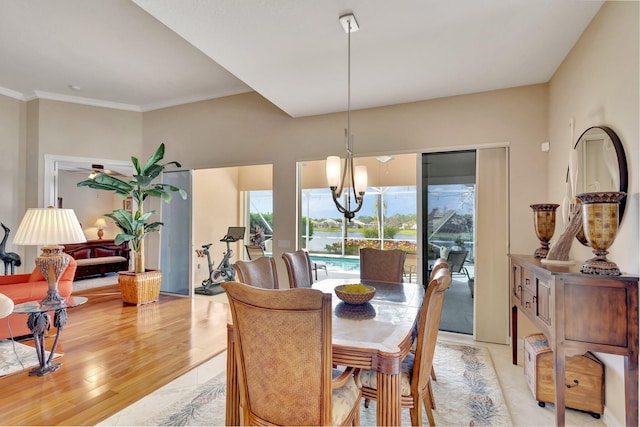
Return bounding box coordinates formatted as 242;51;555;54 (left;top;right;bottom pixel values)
94;217;107;240
0;293;14;319
13;207;86;305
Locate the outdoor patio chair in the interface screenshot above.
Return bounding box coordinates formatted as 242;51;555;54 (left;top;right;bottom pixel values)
245;245;265;260
222;281;362;426
446;249;470;280
403;251;418;283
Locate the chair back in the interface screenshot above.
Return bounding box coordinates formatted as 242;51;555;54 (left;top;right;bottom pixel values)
234;257;279;289
245;245;265;260
446;250;468;274
359;248;406;283
282;250;313;288
222;281;334;426
412;268;451;397
429;257;448;281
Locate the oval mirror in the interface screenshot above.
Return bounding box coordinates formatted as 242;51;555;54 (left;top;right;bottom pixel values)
573;126;628;245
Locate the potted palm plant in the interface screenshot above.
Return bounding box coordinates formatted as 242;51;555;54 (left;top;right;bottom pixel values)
77;143;187;304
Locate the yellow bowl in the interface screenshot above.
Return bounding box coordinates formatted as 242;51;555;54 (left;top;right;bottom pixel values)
335;284;376;305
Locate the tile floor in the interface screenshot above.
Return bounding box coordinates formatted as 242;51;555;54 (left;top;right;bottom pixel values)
97;289;607;426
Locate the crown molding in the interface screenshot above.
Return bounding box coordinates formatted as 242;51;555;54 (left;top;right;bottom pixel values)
0;86;254;112
0;86;28;100
33;91;142;112
138;87;253;112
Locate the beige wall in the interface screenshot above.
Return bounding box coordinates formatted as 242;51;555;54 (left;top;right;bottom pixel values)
143;85;549;268
192;167;242;286
547;2;639;426
0;95;26;243
34;100;143;205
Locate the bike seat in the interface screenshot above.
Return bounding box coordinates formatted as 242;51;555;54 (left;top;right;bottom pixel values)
202;243;213;249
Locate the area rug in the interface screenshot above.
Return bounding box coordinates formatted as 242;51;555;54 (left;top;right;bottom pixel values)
0;339;62;377
146;340;512;426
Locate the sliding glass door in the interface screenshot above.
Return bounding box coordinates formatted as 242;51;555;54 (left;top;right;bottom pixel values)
422;151;476;335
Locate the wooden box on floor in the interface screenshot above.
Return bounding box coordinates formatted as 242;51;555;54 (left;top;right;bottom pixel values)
524;333;604;417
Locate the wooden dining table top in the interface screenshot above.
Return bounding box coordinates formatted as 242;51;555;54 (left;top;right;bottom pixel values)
312;278;424;361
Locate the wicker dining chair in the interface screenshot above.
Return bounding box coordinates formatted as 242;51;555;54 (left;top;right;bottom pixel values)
282;250;314;288
360;268;452;426
234;256;279;289
222;281;362;426
359;248;406;283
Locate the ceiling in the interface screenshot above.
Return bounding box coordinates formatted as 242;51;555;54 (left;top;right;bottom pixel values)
0;0;603;117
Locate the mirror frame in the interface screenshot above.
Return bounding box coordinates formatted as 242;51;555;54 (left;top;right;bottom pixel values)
573;125;628;244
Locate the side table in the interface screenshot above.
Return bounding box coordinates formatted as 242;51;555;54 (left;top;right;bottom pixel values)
12;296;88;376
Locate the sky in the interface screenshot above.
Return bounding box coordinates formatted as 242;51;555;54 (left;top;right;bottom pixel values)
250;184;475;220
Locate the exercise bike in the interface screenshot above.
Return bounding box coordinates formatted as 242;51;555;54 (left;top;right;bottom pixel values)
195;226;245;296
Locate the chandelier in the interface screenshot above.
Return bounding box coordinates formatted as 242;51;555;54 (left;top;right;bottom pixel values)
326;13;368;222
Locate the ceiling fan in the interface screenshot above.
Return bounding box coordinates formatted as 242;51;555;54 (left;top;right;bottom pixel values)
87;164;126;178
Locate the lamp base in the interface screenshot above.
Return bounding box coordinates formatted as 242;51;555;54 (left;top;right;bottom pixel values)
581;257;621;276
35;246;70;306
41;289;65;306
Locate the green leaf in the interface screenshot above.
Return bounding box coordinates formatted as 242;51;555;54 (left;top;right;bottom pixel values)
141;143;165;175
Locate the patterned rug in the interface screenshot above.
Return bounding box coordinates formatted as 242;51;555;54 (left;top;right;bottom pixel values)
146;340;512;426
0;339;62;377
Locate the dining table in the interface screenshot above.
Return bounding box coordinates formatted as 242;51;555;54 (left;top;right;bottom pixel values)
225;277;425;426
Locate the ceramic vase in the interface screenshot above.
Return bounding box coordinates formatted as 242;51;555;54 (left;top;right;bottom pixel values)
576;191;626;275
530;204;559;258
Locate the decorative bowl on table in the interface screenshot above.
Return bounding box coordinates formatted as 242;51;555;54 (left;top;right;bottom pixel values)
334;284;376;305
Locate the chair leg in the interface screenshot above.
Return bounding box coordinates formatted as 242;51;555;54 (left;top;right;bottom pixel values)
424;393;436;426
409;402;422;427
428;378;436;409
353;401;360;426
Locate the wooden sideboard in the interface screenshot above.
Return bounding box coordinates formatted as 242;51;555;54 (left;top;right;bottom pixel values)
510;254;638;426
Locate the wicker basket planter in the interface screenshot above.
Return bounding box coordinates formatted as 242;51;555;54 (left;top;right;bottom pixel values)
118;270;162;305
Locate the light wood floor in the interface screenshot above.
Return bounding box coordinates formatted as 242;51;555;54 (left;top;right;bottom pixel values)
0;285;230;426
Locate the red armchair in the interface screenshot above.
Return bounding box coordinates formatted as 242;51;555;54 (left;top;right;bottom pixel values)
0;257;77;340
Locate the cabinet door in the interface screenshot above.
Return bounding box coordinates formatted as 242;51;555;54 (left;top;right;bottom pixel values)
536;278;552;326
511;262;523;303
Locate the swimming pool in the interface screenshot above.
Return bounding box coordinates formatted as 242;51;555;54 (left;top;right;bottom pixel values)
309;255;360;272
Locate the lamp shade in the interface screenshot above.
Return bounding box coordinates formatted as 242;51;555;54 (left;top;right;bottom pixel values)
0;293;14;319
13;208;86;246
326;156;342;188
94;218;107;229
354;165;368;194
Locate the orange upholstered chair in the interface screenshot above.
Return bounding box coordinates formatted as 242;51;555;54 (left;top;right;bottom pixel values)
0;257;77;339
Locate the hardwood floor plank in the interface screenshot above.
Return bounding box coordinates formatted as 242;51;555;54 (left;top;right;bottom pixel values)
0;285;229;425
